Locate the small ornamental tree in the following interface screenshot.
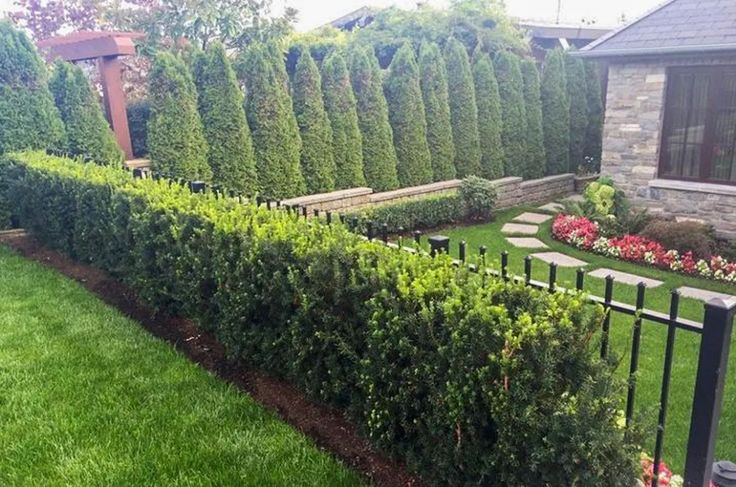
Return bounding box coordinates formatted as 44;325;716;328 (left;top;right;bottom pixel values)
541;49;570;175
321;51;365;189
349;47;400;191
49;60;124;166
292;47;336;194
192;42;257;194
418;42;455;182
147;52;211;180
384;43;433;187
494;51;527;178
565;53;588;172
584;61;604;171
242;42;305;198
472;50;504;180
520;58;546;179
0;21;65;154
444;37;481;178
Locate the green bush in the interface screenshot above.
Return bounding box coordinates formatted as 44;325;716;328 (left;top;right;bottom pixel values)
459;175;497;221
541;49;570;175
520;58;546;179
348;193;465;234
49;61;124;166
641;220;717;259
472;50;504;180
565;54;588;173
494;51;528;178
126;100;150;158
1;151;640;486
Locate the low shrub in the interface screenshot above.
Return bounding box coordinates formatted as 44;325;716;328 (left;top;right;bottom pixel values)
126;100;150;158
640;220;717;260
1;151;641;485
349;193;464;234
459;175;497;221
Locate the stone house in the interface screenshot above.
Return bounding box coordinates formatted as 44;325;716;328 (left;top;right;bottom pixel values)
578;0;736;239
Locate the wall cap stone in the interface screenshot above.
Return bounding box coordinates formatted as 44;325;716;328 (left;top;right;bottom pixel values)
649;179;736;197
282;187;373;206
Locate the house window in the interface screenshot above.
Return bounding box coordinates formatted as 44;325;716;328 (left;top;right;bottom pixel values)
660;66;736;184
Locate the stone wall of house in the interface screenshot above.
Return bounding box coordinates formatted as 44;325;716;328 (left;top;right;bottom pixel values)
601;55;736;239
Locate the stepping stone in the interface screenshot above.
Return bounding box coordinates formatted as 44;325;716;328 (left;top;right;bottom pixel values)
513;212;552;224
562;194;584;203
531;252;588;267
676;286;736;304
538;202;564;213
501;223;538;235
506;237;548;249
588;268;664;288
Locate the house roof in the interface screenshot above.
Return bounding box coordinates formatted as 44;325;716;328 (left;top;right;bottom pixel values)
518;21;611;43
577;0;736;58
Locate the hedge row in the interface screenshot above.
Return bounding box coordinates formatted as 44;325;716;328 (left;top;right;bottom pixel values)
1;151;639;486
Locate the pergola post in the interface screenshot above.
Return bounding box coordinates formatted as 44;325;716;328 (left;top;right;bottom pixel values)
98;56;133;159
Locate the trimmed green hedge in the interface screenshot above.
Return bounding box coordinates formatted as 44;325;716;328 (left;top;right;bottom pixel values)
0;151;639;486
348;193;465;234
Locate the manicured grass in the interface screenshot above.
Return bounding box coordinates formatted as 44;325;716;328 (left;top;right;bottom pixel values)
431;206;736;474
0;247;365;486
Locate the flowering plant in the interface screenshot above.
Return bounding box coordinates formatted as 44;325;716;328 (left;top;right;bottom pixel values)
637;453;715;487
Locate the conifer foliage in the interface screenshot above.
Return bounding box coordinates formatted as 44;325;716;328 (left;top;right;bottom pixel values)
565;53;588;172
418;42;455;182
292;47;336;194
0;21;65;154
494;51;527;178
321;51;365;189
192;42;257;194
49;60;123;166
520;58;546;179
472;50;504;180
583;61;604;170
349;47;400;191
384;43;433;187
147;52;211;180
541;49;570;175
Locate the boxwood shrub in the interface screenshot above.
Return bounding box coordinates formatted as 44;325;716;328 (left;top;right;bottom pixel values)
0;151;639;486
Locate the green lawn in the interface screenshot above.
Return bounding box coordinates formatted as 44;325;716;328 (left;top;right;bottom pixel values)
0;246;364;486
424;206;736;474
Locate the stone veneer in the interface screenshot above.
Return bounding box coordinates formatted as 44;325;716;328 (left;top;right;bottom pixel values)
601;55;736;239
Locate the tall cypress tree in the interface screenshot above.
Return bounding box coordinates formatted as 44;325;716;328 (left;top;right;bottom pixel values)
583;61;604;171
147;52;211;180
418;42;455;182
349;47;399;191
242;42;305;198
565;53;588;173
292;47;336;194
0;21;65;153
541;49;570;175
494;51;527;178
472;50;504;180
444;37;481;178
49;60;123;166
321;51;365;189
192;42;257;194
520;58;546;179
384;43;433;187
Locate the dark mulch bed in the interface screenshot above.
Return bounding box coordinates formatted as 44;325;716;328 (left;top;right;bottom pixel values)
0;230;421;487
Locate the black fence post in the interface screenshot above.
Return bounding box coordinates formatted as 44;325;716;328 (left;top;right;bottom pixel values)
683;298;736;487
326;211;332;225
301;206;308;219
524;255;532;285
313;209;320;218
413;230;422;247
459;240;466;263
381;223;389;244
189;181;206;193
132;168;143;179
548;263;557;292
501;251;509;281
479;245;487;266
601;275;615;359
625;282;647;430
428;235;450;257
576;268;585;291
366;220;374;241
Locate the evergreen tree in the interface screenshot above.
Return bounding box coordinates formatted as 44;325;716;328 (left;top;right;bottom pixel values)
565;53;588;172
384;43;433;187
541;49;570;175
192;43;257;194
494;51;527;178
242;42;305;198
472;50;504;180
147;52;211;180
444;37;481;178
292;47;336;194
49;60;123;166
520;58;546;179
0;21;65;153
418;42;455;181
583;61;604;171
349;47;400;191
321;51;365;189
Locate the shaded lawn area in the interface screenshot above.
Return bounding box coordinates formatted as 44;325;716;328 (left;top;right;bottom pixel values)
0;247;364;486
432;206;736;474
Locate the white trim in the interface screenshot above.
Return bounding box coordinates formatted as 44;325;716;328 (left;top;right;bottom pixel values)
649;179;736;197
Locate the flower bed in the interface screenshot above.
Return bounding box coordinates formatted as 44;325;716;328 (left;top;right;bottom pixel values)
552;214;736;284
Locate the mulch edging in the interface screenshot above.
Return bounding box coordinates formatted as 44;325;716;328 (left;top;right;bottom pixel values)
0;232;422;487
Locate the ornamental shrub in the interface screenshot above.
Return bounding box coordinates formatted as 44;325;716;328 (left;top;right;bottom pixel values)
520;58;546;179
494;51;527;179
472;50;504;180
242;42;305;198
126;100;150;158
541;49;570;175
348;193;465;234
321;51;365;189
565;53;588;173
147;52;211;180
459;175;497;221
384;43;433;187
192;43;257;194
349;47;400;191
584;61;604;171
49;61;124;166
292;47;336;194
444;37;481;178
418;42;455;182
0;20;65;154
640;220;717;260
